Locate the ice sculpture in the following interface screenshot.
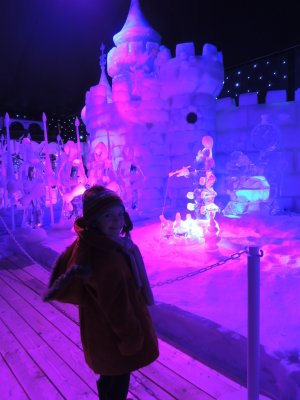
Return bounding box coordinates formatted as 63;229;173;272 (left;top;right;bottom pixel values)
170;135;219;219
204;211;221;250
0;133;6;209
251;114;285;214
4;114;19;200
20;163;45;228
165;135;220;245
159;214;174;239
57;140;86;220
223;150;270;217
86;139;108;187
221;115;283;217
173;212;187;237
1;114;89;228
115;144;145;209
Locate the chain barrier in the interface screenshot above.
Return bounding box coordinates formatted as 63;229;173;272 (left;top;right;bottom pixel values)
151;248;248;288
1;213;248;292
0;214;39;266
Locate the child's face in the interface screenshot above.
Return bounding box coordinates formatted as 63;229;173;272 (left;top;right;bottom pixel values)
94;205;125;238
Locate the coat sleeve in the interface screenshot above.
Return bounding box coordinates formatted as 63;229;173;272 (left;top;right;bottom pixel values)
44;265;86;304
44;240;91;305
92;250;145;356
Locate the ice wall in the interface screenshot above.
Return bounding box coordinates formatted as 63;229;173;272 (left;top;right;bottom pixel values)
214;89;300;213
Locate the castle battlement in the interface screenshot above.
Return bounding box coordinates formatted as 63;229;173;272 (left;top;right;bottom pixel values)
217;89;293;110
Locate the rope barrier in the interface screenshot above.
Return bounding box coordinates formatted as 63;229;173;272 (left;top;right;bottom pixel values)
0;214;40;266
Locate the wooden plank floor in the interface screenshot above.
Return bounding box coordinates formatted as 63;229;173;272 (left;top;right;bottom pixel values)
0;255;271;400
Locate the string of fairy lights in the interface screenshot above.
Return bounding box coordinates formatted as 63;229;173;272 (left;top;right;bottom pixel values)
1;46;299;142
46;114;87;142
218;47;297;102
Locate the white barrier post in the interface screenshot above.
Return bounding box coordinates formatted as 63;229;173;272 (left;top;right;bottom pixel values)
247;246;262;400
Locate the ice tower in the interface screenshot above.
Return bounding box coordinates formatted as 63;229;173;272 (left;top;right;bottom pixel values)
82;0;224;214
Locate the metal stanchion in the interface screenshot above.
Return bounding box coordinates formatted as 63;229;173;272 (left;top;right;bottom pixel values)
247;246;263;400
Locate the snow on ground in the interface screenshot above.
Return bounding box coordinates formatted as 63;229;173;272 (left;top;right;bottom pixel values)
130;213;300;374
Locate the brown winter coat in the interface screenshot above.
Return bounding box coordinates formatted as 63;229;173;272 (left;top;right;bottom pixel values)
46;217;159;375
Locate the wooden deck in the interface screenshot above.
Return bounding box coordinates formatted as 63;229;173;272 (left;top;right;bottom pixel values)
0;254;270;400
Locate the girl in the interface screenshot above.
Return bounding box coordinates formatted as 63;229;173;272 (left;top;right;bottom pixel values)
45;185;159;400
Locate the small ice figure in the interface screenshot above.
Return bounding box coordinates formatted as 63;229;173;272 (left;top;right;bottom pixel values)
204;211;221;251
173;212;187;237
57;141;87;220
184;213;193;237
183;213;204;239
159;215;174;239
116;145;144;210
20;164;45;228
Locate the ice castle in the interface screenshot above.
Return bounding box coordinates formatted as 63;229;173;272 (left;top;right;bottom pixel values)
81;0;224;215
81;0;300;219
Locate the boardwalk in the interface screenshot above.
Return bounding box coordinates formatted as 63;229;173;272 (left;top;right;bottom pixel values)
0;254;270;399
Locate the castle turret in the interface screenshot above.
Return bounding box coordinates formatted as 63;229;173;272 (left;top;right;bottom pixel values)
107;0;161;81
106;0;166;126
113;0;161;47
81;44;113;137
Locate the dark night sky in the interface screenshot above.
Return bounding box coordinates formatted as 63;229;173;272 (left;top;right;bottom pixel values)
0;0;299;117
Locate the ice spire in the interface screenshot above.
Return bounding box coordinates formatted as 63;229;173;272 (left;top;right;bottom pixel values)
113;0;161;46
99;43;112;103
